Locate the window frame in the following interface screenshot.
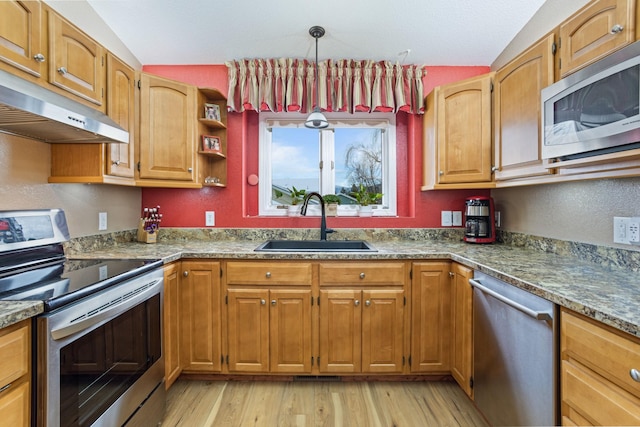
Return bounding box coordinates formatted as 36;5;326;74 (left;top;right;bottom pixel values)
258;112;397;217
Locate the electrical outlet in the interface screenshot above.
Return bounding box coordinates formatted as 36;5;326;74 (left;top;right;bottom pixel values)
629;218;640;243
441;211;452;227
205;211;215;227
98;212;107;231
614;217;629;244
452;211;462;226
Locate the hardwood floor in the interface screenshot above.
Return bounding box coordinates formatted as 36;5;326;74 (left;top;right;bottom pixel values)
162;379;489;426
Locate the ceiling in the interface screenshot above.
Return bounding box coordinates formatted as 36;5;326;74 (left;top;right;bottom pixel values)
85;0;546;67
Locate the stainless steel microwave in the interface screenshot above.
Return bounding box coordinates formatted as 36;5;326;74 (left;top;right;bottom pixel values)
542;41;640;160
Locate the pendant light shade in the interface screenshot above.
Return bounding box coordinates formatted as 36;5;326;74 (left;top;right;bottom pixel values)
305;26;329;129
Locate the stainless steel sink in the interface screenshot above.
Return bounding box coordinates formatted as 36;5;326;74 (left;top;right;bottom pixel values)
254;240;377;252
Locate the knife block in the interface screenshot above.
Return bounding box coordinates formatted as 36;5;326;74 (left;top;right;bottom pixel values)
137;219;158;244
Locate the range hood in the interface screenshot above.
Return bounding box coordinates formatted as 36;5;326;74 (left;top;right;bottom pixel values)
0;69;128;144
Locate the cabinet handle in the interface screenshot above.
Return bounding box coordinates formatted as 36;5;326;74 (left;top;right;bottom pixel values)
354;299;360;306
33;53;45;63
271;300;276;306
631;368;640;382
0;383;10;393
359;272;365;279
365;300;371;307
261;299;266;305
57;66;68;75
491;165;498;172
265;272;271;278
610;24;624;34
183;271;188;277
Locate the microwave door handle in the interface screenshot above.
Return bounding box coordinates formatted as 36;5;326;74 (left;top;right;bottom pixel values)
50;279;160;340
469;278;552;321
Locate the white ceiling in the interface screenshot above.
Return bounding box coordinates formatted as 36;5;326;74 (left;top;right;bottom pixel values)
85;0;546;66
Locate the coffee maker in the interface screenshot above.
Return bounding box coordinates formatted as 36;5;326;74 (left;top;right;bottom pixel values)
464;196;496;244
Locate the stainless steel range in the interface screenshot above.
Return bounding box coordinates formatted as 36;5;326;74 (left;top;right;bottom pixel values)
0;209;165;427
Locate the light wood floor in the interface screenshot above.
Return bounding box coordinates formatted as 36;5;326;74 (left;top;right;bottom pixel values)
162;379;489;426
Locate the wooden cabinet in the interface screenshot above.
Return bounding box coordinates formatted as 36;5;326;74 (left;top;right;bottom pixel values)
561;308;640;425
494;34;555;183
422;73;494;190
559;0;637;78
163;262;181;389
225;261;313;374
318;262;407;374
0;0;45;80
180;260;222;373
197;88;228;187
47;10;105;109
49;52;135;185
0;320;30;427
138;72;199;187
410;262;451;373
450;262;473;397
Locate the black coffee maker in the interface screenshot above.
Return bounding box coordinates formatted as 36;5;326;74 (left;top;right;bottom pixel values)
464;196;495;244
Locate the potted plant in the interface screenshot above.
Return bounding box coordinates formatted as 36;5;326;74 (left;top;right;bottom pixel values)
322;194;341;216
351;184;382;217
287;186;305;216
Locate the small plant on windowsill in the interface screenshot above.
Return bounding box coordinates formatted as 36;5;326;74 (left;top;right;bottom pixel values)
286;186;306;216
351;184;382;217
322;194;341;216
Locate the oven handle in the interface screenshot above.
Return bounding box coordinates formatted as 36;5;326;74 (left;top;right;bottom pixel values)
50;278;161;341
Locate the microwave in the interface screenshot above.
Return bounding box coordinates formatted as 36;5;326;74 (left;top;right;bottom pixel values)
542;40;640;160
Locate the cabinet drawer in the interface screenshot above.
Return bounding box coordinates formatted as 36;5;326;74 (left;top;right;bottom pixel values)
0;321;29;388
319;262;405;286
561;309;640;399
226;262;312;285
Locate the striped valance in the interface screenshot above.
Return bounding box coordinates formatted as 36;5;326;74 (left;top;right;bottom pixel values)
225;59;426;115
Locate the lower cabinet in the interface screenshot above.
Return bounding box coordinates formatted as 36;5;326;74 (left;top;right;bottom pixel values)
561;308;640;425
163;262;181;389
450;262;473;397
0;319;30;427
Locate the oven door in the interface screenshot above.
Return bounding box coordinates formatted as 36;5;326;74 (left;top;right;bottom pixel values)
35;269;164;427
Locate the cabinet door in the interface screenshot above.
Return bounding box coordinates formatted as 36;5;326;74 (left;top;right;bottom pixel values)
361;289;404;373
163;262;181;389
319;289;361;373
139;73;197;182
48;11;104;108
269;289;312;373
0;381;29;427
106;53;135;178
436;74;493;184
494;34;555;182
227;289;270;372
559;0;636;77
450;263;473;397
180;261;221;373
0;0;44;79
410;262;451;372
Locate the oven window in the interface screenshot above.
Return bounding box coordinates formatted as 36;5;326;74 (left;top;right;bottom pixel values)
58;294;161;426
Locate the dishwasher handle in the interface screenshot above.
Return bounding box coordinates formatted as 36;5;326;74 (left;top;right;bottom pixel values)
470;278;552;321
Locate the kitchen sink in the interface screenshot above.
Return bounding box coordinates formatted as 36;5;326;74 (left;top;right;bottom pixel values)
254;240;377;252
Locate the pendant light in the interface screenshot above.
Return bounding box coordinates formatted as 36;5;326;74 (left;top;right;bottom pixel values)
305;26;329;129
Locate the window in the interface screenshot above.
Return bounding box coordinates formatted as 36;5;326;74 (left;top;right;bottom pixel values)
258;112;397;216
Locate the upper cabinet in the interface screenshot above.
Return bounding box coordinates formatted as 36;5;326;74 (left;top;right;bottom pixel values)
422;73;494;190
494;34;555;183
559;0;637;77
0;0;45;79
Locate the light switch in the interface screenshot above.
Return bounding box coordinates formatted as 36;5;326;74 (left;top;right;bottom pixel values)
452;211;462;226
441;211;452;227
205;211;215;227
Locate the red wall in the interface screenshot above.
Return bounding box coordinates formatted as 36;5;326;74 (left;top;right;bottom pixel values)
141;64;490;228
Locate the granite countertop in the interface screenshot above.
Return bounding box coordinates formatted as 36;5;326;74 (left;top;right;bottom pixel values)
4;234;639;340
61;238;640;339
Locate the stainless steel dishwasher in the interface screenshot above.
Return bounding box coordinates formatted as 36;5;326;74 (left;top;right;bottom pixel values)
471;271;558;426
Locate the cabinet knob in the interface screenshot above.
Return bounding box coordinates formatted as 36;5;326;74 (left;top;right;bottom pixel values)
365;300;371;307
57;67;68;75
449;272;455;278
261;299;266;305
265;272;271;278
271;300;276;306
33;53;45;63
631;368;640;382
359;272;365;279
187;167;193;173
438;170;444;176
491;166;498;172
183;271;189;277
610;24;624;34
112;161;121;166
354;299;360;306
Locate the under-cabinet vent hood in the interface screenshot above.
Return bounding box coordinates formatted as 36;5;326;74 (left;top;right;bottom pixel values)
0;70;128;144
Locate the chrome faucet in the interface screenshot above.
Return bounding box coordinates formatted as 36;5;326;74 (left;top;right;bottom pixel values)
300;192;335;240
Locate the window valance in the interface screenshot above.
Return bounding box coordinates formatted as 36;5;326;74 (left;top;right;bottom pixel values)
225;59;426;115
